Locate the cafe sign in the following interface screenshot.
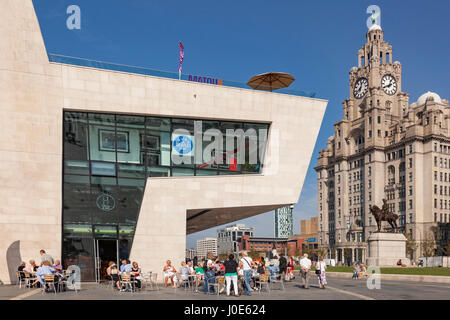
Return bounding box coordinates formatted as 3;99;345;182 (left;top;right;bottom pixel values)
188;74;223;85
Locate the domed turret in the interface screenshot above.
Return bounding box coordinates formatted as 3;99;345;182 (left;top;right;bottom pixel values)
417;91;442;107
368;24;382;32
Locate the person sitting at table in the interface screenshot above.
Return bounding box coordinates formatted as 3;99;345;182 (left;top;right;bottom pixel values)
179;261;191;287
131;261;142;289
17;262;26;281
163;260;177;288
193;261;205;292
33;260;56;290
251;261;260;290
187;260;195;275
266;262;279;281
27;260;39;273
53;260;63;274
106;261;120;290
257;261;265;275
358;264;368;279
120;259;133;273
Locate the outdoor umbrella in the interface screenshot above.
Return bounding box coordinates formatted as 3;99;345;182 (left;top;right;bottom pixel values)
246;72;295;92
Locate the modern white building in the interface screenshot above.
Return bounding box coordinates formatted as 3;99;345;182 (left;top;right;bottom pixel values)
196;238;218;259
217;224;254;255
0;0;327;284
274;205;294;238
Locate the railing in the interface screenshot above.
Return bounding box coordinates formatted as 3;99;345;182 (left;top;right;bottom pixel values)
48;53;316;98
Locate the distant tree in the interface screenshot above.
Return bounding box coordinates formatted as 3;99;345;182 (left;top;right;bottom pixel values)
248;248;260;260
421;231;436;258
443;243;450;256
316;247;327;259
405;233;417;258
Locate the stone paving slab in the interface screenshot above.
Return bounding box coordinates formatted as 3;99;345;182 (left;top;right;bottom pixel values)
1;276;449;300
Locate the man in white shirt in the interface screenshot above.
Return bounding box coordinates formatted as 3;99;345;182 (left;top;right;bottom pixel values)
299;253;312;289
239;251;253;296
40;250;54;265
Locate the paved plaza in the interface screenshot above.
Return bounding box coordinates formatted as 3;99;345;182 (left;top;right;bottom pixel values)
2;276;449;300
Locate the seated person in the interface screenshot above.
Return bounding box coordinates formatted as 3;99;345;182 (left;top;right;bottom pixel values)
17;262;26;280
266;262;279;281
27;260;39;273
106;261;120;290
257;261;265;275
187;260;195;275
33;260;56;289
194;261;205;291
120;259;133;273
53;260;63;274
352;262;360;279
131;261;142;289
180;261;190;282
163;260;177;288
397;259;402;266
358;264;367;279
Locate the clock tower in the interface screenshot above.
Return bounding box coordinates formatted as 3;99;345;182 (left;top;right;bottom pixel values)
342;24;409;149
316;22;450;264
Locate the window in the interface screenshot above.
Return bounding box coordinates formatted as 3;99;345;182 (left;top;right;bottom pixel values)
409;158;413;168
409;200;413;210
369;130;372;138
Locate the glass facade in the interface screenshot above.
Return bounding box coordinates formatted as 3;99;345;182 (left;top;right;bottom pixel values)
63;111;269;280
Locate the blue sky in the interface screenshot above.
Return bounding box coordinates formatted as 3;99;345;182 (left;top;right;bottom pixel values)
32;0;450;249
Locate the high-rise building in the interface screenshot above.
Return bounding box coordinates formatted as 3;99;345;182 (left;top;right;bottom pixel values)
186;248;196;260
315;24;450;264
217;224;254;255
197;238;218;259
274;205;294;238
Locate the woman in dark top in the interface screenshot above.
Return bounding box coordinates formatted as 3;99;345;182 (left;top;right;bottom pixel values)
224;254;239;296
257;261;265;275
131;261;142;289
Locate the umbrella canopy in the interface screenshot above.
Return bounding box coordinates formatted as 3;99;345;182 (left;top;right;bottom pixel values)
247;72;295;91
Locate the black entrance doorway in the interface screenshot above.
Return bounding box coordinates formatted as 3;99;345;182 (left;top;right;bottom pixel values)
95;239;118;282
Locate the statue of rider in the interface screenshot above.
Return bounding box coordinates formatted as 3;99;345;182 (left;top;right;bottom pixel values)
381;198;391;219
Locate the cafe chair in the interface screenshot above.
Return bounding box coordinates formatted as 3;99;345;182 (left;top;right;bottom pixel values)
255;274;271;294
43;275;57;295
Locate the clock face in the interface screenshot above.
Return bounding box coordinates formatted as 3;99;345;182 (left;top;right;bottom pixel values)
381;74;397;95
353;78;368;99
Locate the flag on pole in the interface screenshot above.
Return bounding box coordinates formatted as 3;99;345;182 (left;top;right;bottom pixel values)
179;42;184;80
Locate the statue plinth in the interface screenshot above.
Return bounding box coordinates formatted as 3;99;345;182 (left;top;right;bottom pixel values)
366;232;410;267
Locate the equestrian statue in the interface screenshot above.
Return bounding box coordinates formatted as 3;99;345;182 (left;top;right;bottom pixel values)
369;199;399;232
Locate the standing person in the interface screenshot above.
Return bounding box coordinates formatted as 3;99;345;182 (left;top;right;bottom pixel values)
299;253;312;289
239;251;253;296
286;256;295;281
40;250;54;265
316;257;327;289
224;254;239;297
107;261;120;290
193;255;198;267
278;253;287;281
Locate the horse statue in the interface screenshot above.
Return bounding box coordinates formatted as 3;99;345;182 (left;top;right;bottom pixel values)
369;199;399;232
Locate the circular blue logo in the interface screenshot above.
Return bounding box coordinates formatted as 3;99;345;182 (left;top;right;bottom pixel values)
173;135;193;155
